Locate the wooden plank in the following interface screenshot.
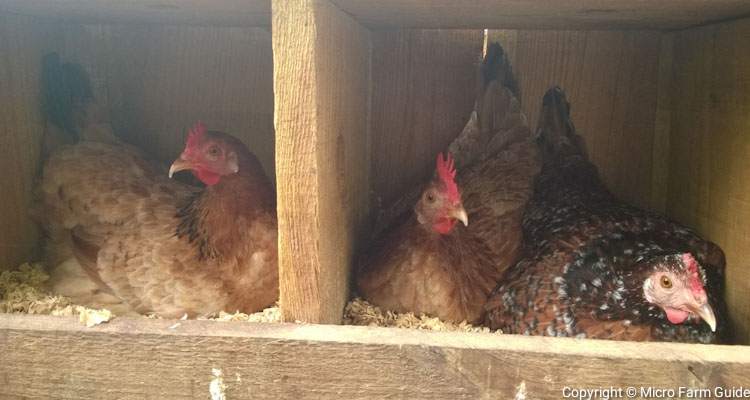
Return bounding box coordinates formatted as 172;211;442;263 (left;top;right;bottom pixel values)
332;0;750;30
0;0;270;27
487;29;662;210
272;0;370;323
4;0;750;30
650;33;675;214
1;314;750;399
667;18;750;344
0;15;56;269
369;29;483;208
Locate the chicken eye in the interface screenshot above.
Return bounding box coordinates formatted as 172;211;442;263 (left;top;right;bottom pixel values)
660;276;673;289
426;192;436;203
207;145;221;158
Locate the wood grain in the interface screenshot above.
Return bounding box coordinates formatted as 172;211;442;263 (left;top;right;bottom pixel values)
488;29;663;211
369;29;483;208
4;0;750;30
0;15;55;268
651;33;675;214
272;0;370;324
1;314;749;399
667;18;750;344
331;0;750;30
0;0;271;27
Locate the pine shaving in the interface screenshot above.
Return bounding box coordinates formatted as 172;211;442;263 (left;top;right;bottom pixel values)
0;263;111;327
344;297;498;334
199;305;282;323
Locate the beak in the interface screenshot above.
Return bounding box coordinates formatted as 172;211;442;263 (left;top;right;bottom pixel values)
451;206;469;227
168;157;193;179
688;302;717;332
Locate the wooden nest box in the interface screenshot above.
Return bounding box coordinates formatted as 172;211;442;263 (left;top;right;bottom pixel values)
1;0;750;398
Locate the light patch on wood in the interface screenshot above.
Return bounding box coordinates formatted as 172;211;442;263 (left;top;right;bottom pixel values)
77;307;111;327
515;381;527;400
209;368;227;400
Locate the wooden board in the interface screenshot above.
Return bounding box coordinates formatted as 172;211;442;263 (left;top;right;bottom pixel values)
4;0;750;30
7;0;750;29
651;33;675;214
488;29;663;211
667;18;750;344
369;29;483;208
1;314;750;399
0;0;271;27
332;0;750;30
272;0;370;324
0;15;54;268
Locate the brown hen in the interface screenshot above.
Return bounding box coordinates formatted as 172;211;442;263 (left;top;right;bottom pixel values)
357;43;540;324
38;55;278;317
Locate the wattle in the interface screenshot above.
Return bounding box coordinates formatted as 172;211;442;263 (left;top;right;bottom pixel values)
433;218;457;235
193;169;222;186
665;307;689;324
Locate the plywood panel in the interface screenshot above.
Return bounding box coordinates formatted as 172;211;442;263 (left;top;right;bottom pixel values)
488;29;663;210
45;23;276;182
273;0;370;324
2;315;750;399
332;0;750;30
4;0;750;30
0;15;56;269
370;29;483;208
0;0;271;27
668;18;750;344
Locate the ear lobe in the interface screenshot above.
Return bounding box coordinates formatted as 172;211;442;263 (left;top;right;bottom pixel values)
227;152;239;174
415;207;426;225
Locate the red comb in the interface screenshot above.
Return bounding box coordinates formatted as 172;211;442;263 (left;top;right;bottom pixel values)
185;121;206;152
436;152;460;204
682;253;705;295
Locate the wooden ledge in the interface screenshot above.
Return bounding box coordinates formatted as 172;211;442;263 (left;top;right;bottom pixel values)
2;314;749;399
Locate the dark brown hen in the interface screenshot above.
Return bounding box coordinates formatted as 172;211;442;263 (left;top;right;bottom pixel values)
483;87;727;343
357;43;539;324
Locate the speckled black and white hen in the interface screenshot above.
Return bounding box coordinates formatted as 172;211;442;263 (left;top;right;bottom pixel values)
483;87;728;343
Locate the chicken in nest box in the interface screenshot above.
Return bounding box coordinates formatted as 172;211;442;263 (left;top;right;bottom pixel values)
356;43;540;324
36;53;278;318
483;87;728;343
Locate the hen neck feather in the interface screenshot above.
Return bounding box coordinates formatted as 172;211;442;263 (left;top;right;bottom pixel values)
176;153;274;260
563;235;671;324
